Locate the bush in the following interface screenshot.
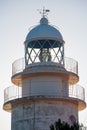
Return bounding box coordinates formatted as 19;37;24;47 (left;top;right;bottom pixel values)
50;118;79;130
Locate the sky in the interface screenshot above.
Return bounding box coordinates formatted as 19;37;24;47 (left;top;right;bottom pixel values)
0;0;87;129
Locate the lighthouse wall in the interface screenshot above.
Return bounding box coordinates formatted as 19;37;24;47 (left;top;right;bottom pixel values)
22;76;69;98
11;101;78;130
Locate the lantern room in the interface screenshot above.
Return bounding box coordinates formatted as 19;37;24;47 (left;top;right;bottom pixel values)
24;16;65;66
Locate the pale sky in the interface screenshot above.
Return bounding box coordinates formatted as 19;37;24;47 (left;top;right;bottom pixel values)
0;0;87;130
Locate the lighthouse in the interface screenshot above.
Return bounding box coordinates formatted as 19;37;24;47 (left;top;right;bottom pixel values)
3;9;86;130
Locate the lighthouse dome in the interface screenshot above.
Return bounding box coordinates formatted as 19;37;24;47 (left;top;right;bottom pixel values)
25;17;64;43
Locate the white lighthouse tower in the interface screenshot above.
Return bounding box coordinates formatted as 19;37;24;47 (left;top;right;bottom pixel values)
3;10;86;130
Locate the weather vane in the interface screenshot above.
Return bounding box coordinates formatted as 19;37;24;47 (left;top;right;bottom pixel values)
37;7;50;17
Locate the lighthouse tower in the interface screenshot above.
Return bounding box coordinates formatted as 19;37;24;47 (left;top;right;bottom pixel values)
3;10;86;130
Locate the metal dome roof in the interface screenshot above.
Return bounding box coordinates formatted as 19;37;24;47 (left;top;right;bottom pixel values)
25;17;64;43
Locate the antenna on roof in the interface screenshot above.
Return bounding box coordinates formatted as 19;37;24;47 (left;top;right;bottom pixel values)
37;7;50;17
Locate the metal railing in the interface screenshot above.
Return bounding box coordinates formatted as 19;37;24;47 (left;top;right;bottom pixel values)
79;126;87;130
4;84;85;103
12;57;78;75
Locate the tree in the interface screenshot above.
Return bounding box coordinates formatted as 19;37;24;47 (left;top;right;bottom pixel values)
50;118;79;130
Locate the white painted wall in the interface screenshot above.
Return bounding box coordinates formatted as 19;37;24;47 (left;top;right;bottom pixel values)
22;76;69;98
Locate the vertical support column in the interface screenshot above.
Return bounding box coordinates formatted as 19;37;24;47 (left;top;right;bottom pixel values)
25;44;28;66
62;44;65;66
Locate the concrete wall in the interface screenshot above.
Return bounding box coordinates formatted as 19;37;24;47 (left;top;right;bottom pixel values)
22;76;68;98
11;101;78;130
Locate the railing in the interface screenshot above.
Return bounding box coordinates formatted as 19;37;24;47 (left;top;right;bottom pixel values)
12;57;25;75
79;126;87;130
4;84;85;103
12;57;78;75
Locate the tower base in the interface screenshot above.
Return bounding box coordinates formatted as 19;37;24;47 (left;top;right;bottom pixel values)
11;100;78;130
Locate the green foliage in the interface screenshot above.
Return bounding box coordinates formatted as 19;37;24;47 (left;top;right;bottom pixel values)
50;119;79;130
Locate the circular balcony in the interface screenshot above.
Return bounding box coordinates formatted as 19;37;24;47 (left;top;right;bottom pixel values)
3;84;86;112
11;57;79;85
12;57;78;76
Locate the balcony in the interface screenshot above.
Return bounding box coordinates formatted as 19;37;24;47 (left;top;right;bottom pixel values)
12;57;78;76
4;84;85;104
